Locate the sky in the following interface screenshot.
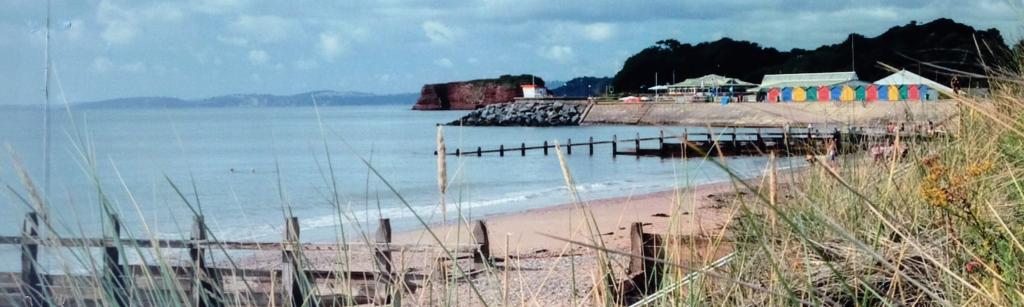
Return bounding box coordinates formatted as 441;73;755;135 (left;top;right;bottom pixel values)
0;0;1022;105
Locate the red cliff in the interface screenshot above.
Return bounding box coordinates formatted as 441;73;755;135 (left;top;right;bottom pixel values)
412;75;544;110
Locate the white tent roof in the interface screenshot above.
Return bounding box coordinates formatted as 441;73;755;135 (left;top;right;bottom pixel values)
648;85;669;91
875;70;954;94
752;71;858;91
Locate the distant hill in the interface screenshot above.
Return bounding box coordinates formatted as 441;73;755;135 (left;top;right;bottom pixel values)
613;18;1011;93
79;91;419;108
550;77;613;97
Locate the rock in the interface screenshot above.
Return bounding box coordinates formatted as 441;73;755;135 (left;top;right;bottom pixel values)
446;101;587;127
412;75;544;110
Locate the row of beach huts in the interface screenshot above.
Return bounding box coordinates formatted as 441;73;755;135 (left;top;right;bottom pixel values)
656;70;954;103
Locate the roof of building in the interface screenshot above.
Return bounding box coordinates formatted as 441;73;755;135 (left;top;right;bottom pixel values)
875;69;954;93
668;74;757;88
752;71;859;91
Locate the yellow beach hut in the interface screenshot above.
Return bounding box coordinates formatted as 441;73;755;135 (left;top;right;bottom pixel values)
792;87;807;102
840;85;855;102
886;85;900;101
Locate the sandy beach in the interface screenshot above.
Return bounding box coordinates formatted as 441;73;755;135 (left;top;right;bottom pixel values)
393;179;754;256
230;174;780;305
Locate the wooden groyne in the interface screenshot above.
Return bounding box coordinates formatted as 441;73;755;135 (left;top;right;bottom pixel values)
1;213;494;307
434;127;937;158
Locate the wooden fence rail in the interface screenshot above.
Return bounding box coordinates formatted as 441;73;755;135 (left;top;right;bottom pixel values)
2;213;492;307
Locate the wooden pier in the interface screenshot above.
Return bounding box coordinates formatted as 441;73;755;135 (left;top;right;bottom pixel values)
435;127;934;158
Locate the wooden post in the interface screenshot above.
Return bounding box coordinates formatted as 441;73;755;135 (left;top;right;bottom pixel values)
683;128;688;142
455;148;460;156
477;146;482;157
635;132;640;150
731;127;738;148
543;141;548;155
658;130;664;148
374;219;394;304
104;215;127;307
612;135;618;156
472;220;491;265
282;217;312;307
627;222;645;275
567;138;572;155
192;216;222;307
499;145;504;157
21;212;46;307
588;137;594;155
520;142;526;156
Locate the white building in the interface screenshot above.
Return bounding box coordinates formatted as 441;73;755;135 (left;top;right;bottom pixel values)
521;84;550;98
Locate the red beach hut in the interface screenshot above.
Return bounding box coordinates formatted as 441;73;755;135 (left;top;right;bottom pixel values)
767;88;780;103
866;84;878;102
817;86;830;102
908;85;921;100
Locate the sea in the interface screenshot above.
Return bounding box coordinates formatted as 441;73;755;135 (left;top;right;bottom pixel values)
0;104;802;269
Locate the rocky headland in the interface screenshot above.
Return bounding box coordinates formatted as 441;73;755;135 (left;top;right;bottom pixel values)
447;101;585;126
412;75;543;110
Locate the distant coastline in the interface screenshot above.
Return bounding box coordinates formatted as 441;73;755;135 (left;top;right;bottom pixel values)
72;90;419;109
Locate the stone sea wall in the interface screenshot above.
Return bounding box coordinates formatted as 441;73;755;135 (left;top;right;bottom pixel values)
447;102;585;126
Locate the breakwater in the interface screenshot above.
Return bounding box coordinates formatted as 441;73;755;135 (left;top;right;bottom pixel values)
447;101;586;126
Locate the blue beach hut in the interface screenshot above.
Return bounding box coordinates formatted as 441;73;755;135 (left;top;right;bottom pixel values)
877;85;889;101
781;87;793;102
919;85;932;101
830;86;842;101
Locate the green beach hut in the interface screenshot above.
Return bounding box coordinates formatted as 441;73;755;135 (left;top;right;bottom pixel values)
806;86;818;101
899;85;910;100
855;86;866;101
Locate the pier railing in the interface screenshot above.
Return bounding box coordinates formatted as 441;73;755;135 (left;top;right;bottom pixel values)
1;213;492;307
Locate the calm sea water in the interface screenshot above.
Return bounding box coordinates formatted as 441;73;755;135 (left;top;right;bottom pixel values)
0;104;801;247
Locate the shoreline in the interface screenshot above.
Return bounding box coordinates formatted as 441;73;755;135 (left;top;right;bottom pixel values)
392;175;774;256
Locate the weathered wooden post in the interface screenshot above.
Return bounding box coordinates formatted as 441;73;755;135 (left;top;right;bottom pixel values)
104;215;127;307
731;127;738;148
635;132;640;150
455;148;460;156
21;212;47;307
477;147;482;157
543;141;548;155
627;222;645;275
658;130;664;149
374;219;395;304
683;128;688;142
282;217;312;307
191;216;222;307
567;138;572;155
520;143;526;156
756;128;764;149
588;137;594;156
499;145;504;157
612;135;618;157
472;220;491;266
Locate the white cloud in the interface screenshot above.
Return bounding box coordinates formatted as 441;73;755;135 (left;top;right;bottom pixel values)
191;0;249;14
229;15;295;43
582;23;615;42
120;61;147;73
538;45;574;63
248;49;269;65
92;56;146;73
422;21;460;44
434;58;454;68
92;56;114;72
95;0;185;44
293;59;318;70
317;32;345;61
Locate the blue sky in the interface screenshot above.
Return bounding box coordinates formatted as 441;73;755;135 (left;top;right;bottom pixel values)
1;0;1021;105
